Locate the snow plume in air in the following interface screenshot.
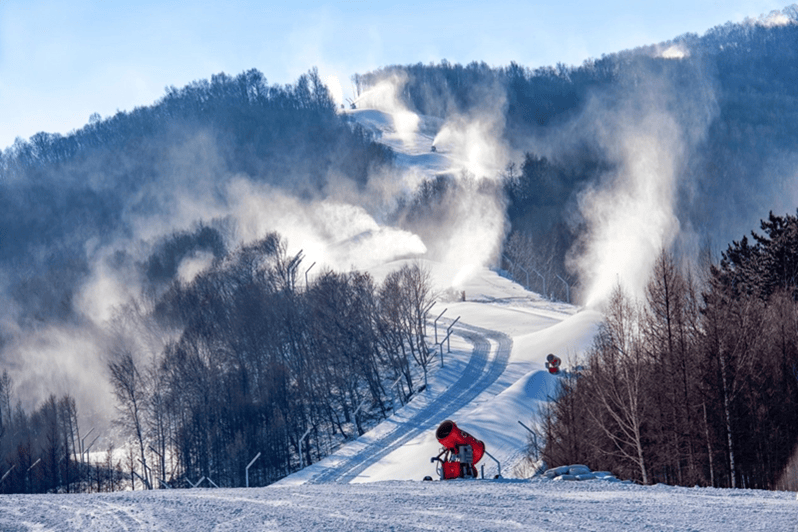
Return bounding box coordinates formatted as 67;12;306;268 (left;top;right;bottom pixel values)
323;74;344;107
430;73;511;181
226;178;427;271
399;175;508;273
355;71;420;148
429;83;511;273
433;112;510;181
746;7;798;28
568;63;717;308
357;69;513;278
0;103;426;425
656;43;689;59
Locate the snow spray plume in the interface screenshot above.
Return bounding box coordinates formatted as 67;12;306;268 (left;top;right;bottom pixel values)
567;57;718;308
0;71;428;429
428;78;512;272
358;68;513;280
354;71;420;148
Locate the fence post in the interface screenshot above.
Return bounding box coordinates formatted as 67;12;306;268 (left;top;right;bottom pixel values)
246;452;261;488
446;316;460;353
305;261;316;288
434;308;447;344
529;266;544;296
518;420;538;459
556;274;570;303
0;465;15;485
483;450;502;479
299;427;312;469
80;427;94;467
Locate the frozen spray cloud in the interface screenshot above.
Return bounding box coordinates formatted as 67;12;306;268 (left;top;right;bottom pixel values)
745;7;798;28
657;44;689;60
433;113;510;180
324;74;345;107
574;112;682;308
569;65;717;308
226;177;427;271
353;70;512;281
351;66;513;282
355;72;420;149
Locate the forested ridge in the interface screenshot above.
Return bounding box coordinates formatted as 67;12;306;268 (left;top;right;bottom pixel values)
357;8;798;301
0;68;409;493
0;68;392;325
0;230;437;492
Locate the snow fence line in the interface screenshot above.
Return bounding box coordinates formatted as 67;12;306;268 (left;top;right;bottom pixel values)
539;464;632;483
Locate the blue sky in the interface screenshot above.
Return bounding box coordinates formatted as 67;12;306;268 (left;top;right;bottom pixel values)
0;0;785;150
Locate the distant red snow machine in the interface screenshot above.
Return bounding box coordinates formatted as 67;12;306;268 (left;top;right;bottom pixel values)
429;420;485;480
545;353;561;375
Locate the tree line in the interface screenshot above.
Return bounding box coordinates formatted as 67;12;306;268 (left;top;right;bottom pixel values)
1;231;436;493
536;211;798;490
0;376;128;494
105;233;434;490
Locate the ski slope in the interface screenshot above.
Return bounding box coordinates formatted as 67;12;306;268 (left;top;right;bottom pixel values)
3;104;797;531
275;103;600;485
278;262;599;485
4;269;795;530
306;321;512;484
2;479;796;532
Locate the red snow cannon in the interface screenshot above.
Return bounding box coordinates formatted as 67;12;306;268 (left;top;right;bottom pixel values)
430;420;485;479
546;354;561;375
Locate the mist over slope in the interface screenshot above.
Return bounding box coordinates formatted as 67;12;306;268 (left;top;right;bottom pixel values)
0;69;401;420
356;5;798;304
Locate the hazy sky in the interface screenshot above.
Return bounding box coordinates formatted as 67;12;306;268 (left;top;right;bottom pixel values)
0;0;786;150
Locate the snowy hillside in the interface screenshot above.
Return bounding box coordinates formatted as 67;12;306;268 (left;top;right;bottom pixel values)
3;98;797;531
266;99;601;485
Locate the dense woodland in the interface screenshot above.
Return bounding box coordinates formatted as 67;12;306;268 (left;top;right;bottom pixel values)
0;229;436;492
0;69;406;493
2;11;798;493
537;211;798;490
109;236;434;490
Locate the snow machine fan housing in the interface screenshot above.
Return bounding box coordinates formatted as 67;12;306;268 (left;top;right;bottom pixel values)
430;420;485;479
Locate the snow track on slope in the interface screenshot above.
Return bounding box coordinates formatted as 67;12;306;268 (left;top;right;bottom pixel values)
308;321;512;484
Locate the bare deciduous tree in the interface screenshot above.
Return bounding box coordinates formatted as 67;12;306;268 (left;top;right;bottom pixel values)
108;348;151;489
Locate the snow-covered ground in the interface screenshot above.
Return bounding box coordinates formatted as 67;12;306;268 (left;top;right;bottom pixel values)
3;476;796;531
3;103;796;530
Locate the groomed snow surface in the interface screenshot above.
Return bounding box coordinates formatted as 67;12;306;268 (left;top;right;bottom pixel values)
3;479;796;531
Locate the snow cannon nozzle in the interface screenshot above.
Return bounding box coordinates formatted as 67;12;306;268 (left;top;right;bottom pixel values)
435;420;455;442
